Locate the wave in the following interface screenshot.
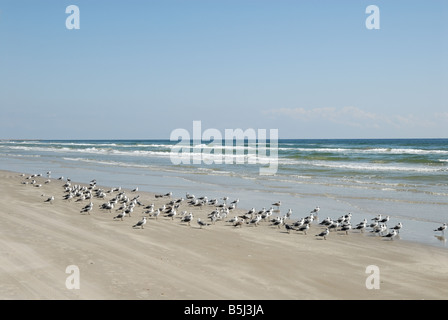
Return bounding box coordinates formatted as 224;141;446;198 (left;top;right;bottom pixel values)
62;157;156;169
4;140;448;156
2;145;278;163
3;153;41;158
304;161;446;173
283;147;448;155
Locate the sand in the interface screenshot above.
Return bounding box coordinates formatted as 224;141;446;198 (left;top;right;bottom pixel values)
0;169;447;300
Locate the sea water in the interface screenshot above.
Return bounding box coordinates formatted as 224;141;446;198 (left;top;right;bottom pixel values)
1;139;447;248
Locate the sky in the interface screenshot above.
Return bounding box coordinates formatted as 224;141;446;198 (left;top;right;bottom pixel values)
0;0;447;139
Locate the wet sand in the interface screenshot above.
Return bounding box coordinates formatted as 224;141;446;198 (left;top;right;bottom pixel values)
0;169;447;300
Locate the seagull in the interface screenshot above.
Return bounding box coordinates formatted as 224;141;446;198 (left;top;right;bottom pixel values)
356;218;367;226
151;209;161;220
328;221;340;232
315;228;329;240
272;201;281;209
305;214;315;225
354;221;367;233
124;206;134;217
209;213;219;225
133;216;147;229
181;213;194;226
319;217;332;226
297;223;310;235
144;204;155;210
131;187;138;192
44;196;54;204
194;201;205;210
434;223;447;234
271;217;284;228
390;222;403;233
340;224;352;235
369;221;379;229
379;215;390;224
371;223;387;236
382;229;397;240
292;218;305;228
233;219;244;228
80;202;94;215
247;208;256;216
113;211;127;221
166;210;177;220
247;215;262;227
197;218;210;229
310;206;320;215
284;223;296;234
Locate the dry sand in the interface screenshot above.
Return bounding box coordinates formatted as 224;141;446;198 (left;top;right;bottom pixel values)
0;169;447;300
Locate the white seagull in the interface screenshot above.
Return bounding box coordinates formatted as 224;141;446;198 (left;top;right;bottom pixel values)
315;228;329;240
113;211;127;221
382;229;397;240
379;215;390;224
151;209;161;220
181;213;194;226
272;201;281;208
44;196;54;204
297;223;309;235
434;223;447;234
197;218;210;229
80;202;94;215
133;216;147;229
340;224;352;235
390;222;403;233
284;223;296;234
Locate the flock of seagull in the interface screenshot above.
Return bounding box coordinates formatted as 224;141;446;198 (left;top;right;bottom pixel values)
20;172;448;241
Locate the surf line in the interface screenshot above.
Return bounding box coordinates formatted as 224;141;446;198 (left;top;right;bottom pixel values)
170;120;279;175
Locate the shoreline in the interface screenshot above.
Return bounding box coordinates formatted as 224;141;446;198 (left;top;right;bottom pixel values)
0;169;447;299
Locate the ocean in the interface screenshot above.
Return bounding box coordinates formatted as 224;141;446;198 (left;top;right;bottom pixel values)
1;138;447;248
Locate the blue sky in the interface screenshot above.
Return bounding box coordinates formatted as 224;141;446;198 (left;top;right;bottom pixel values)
0;0;447;139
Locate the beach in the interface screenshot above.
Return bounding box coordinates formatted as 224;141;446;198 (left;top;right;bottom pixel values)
0;169;447;300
